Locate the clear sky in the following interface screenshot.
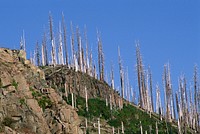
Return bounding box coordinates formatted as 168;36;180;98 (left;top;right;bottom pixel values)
0;0;200;98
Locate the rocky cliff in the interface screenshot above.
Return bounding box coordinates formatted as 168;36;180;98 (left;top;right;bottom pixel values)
0;48;83;134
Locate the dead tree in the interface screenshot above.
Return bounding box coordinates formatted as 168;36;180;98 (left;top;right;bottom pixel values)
35;41;40;66
189;86;194;129
145;70;151;112
49;13;57;66
70;22;75;68
32;50;36;65
84;26;90;74
97;33;104;81
118;47;124;99
193;65;199;131
172;92;176;120
136;44;143;108
110;63;115;90
156;84;162;119
136;44;147;109
176;91;182;134
140;121;143;134
98;118;100;134
121;121;124;134
89;49;93;77
98;39;101;80
178;76;188;133
42;32;48;66
82;47;86;73
125;67;131;102
162;63;173;122
58;22;64;65
109;94;113;110
62;13;68;66
41;42;45;66
20;30;26;52
76;27;83;71
85;86;88;112
148;67;154;112
156;122;158;134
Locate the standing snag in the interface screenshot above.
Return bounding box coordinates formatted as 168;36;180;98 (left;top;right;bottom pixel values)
49;13;57;66
62;13;68;66
118;47;124;99
58;22;64;65
97;32;105;81
20;30;26;52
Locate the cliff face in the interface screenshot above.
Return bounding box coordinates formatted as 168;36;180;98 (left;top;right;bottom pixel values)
0;48;83;134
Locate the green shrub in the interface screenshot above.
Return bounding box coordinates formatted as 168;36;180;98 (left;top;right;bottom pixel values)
32;91;42;98
19;98;26;105
12;79;18;89
38;96;52;111
2;117;15;127
88;98;111;120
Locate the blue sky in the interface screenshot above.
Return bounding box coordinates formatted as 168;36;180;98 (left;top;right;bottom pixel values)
0;0;200;100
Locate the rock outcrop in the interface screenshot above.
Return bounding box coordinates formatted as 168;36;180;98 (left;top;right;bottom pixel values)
0;48;83;134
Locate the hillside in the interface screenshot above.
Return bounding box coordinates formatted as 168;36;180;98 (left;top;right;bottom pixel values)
0;48;196;133
41;63;182;133
0;48;83;134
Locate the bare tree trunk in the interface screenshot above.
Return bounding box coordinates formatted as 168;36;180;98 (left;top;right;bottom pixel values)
121;121;124;134
111;63;115;90
85;86;88;112
118;47;124;99
109;94;112;111
89;49;93;77
20;30;26;52
62;13;68;66
97;34;104;81
42;32;48;66
36;41;40;66
85;118;88;131
84;26;90;75
49;13;57;66
70;22;75;68
58;22;64;65
140;121;143;134
156;122;158;134
194;65;199;131
148;67;154;112
163;63;173;122
112;127;115;134
98;118;100;134
136;44;145;108
41;42;45;66
76;27;83;72
64;82;68;98
156;84;162;120
72;92;74;109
